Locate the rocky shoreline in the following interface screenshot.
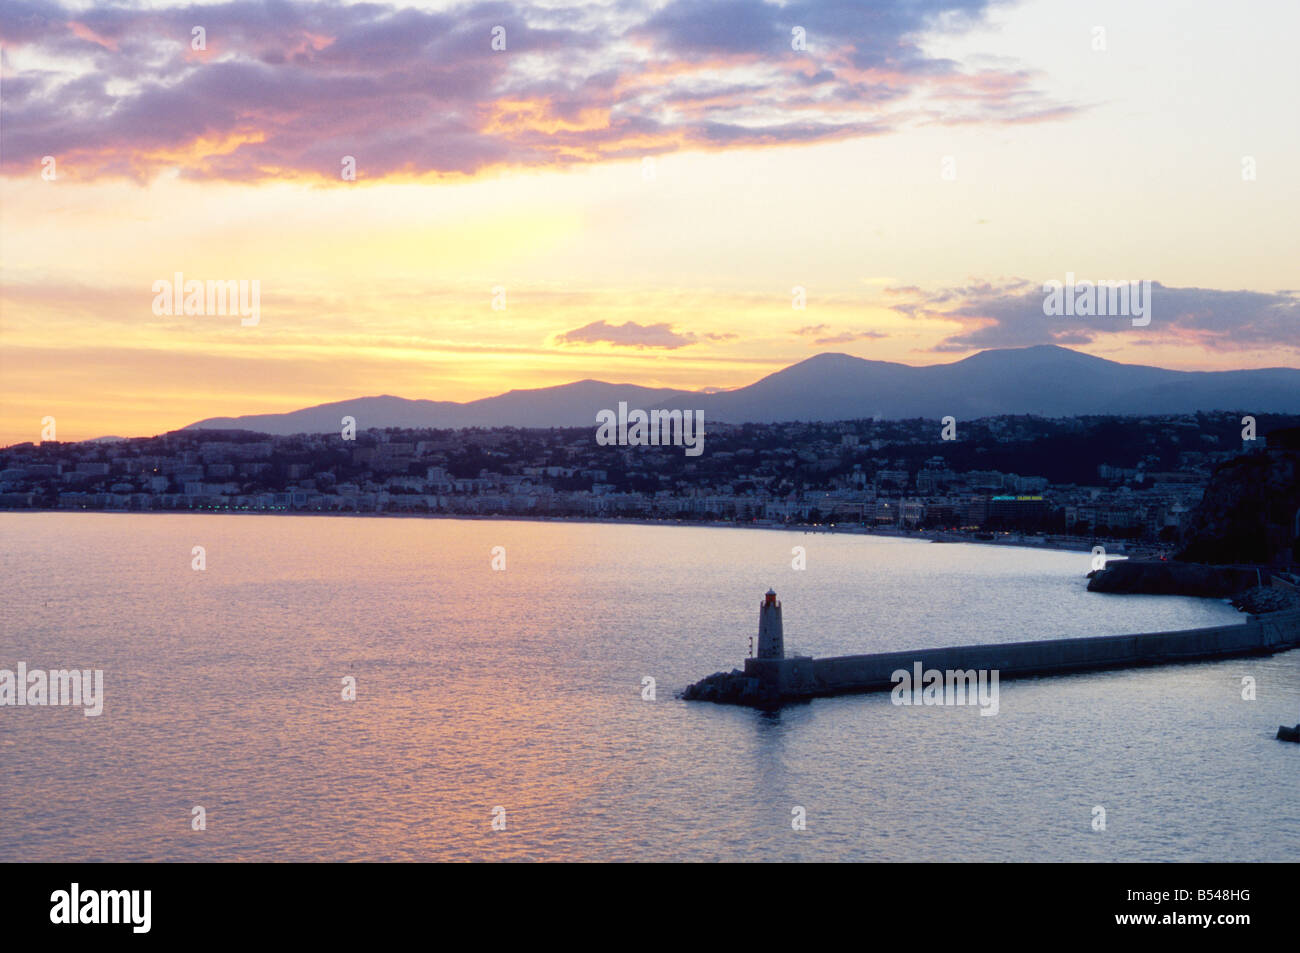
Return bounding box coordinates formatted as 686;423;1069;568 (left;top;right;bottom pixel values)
1085;559;1264;598
1086;559;1300;609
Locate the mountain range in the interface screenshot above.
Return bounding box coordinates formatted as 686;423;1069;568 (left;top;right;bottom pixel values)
183;345;1300;435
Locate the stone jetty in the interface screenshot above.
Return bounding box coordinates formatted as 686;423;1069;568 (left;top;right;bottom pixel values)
682;591;1300;708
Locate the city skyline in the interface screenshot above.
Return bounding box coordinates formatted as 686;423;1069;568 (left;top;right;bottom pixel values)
6;410;1283;541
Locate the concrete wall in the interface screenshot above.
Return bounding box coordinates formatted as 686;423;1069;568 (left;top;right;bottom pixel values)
745;655;817;694
778;609;1300;697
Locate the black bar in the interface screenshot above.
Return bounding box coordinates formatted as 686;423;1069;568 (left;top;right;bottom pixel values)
2;862;1283;940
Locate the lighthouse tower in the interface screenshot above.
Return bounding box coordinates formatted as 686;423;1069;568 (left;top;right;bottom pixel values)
757;589;784;659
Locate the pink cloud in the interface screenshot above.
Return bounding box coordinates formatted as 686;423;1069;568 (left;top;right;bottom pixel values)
0;0;1082;183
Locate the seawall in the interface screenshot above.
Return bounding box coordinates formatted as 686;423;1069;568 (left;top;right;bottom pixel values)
682;608;1300;707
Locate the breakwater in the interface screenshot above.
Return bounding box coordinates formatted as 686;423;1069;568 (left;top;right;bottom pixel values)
682;607;1300;707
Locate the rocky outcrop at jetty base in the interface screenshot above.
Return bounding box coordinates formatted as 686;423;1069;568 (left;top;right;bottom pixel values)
1086;559;1262;598
680;669;781;706
1231;585;1300;614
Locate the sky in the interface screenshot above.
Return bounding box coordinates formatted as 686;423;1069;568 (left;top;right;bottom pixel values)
1;0;1297;444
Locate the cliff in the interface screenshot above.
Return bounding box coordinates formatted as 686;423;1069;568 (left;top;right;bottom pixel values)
1176;426;1300;566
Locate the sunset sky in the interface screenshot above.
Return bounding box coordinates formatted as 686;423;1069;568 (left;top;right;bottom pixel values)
1;0;1297;444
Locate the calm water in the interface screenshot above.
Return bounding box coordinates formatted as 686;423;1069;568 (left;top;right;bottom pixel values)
1;512;1297;862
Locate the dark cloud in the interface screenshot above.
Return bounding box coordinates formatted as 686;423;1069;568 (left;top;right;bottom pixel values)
790;325;883;343
811;330;887;345
794;324;885;345
0;0;1080;182
886;280;1300;352
556;320;699;349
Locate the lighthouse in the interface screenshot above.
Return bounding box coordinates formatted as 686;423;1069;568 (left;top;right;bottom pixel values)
757;589;784;659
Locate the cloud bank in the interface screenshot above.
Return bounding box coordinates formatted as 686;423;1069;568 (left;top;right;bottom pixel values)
0;0;1078;182
886;280;1300;352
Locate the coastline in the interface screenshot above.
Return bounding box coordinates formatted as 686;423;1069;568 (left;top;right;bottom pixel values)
0;505;1160;558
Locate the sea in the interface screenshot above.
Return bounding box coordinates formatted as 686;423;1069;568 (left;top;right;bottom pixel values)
1;512;1296;862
